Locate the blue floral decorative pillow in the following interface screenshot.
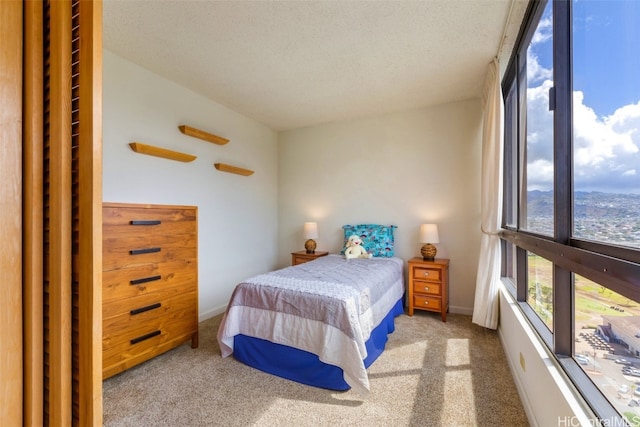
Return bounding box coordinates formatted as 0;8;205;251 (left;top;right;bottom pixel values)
341;224;397;257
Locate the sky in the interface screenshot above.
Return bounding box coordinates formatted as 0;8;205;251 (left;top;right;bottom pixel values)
526;0;640;194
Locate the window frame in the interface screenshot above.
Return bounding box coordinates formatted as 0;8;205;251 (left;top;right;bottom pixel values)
500;0;640;422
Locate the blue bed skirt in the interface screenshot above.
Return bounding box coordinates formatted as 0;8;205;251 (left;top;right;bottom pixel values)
232;298;405;391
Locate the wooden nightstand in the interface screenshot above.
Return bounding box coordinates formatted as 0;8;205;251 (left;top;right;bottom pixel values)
291;250;329;266
407;257;450;322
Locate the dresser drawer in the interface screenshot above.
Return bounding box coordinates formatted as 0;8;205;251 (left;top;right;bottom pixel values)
103;291;197;337
412;281;441;296
103;233;197;271
103;259;196;304
103;296;197;350
413;294;442;311
103;205;196;236
103;222;195;243
412;266;441;282
102;308;198;377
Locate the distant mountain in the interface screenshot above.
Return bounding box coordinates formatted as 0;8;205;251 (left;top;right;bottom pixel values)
524;191;640;248
574;191;640;219
526;190;553;217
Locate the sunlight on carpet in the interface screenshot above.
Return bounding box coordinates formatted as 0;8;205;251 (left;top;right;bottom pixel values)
443;369;476;425
445;338;470;366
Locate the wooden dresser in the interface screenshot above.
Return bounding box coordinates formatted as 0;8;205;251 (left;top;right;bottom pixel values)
102;202;198;379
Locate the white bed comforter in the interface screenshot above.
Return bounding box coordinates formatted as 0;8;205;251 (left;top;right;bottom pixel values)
216;255;405;394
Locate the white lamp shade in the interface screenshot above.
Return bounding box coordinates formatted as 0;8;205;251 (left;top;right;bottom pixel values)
419;224;439;243
303;222;319;239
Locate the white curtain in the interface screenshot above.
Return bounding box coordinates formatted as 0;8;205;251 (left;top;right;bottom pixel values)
472;58;504;330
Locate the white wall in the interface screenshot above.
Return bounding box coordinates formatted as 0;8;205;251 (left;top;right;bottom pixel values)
103;50;279;320
103;50;484;316
278;100;483;314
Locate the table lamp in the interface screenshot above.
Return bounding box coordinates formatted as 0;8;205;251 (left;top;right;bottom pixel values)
419;223;439;261
303;222;318;254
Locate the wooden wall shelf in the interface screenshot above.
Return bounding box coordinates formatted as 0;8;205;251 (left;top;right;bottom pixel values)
129;142;196;163
179;125;229;145
214;163;254;176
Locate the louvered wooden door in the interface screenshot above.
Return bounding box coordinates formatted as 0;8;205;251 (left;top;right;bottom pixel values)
1;1;103;426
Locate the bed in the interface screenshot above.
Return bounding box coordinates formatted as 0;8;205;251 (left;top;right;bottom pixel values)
216;224;403;394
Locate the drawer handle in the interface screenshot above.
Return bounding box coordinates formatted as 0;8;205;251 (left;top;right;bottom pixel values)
130;247;161;255
423;272;430;277
424;301;429;305
130;330;161;345
130;220;161;225
424;286;429;291
130;302;161;315
130;275;161;285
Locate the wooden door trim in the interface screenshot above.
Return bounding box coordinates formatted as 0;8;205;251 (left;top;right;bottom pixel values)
77;0;103;424
0;1;24;425
23;1;45;425
48;2;73;424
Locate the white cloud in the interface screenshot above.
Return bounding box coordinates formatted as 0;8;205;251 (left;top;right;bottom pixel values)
527;158;554;191
573;91;638;166
526;80;640;193
532;16;552;45
522;1;640;194
526;47;552;85
524;78;554;190
573;92;640;192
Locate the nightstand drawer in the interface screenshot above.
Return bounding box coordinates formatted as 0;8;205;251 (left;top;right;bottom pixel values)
293;254;319;265
291;251;329;265
414;295;442;311
412;266;441;282
412;281;441;296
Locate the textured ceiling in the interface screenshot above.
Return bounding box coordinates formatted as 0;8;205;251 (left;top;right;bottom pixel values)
103;0;527;131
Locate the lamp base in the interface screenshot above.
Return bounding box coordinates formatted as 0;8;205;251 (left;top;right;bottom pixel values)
421;243;437;261
305;239;317;254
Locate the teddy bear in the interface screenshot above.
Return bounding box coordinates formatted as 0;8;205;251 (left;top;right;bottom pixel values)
344;234;373;259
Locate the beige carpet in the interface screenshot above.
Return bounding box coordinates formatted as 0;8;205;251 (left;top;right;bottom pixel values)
103;312;530;426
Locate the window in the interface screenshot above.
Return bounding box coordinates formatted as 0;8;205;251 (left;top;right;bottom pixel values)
572;0;640;249
524;1;554;236
527;252;553;331
574;275;640;419
502;0;640;423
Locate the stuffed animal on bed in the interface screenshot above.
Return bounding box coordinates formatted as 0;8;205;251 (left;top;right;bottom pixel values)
344;234;373;259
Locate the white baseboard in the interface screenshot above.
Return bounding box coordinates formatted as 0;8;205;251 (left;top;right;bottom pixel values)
449;304;473;316
199;304;227;322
